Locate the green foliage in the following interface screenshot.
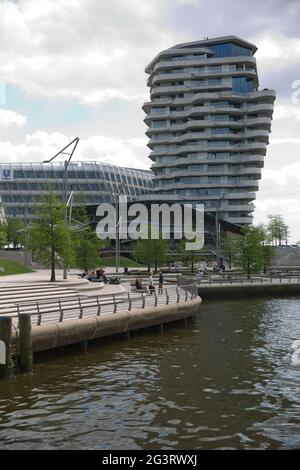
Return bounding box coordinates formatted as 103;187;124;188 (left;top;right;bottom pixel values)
6;218;25;248
71;200;103;270
0;258;33;276
233;226;262;278
220;231;237;269
0;221;7;249
256;224;276;273
134;227;168;272
175;238;204;273
232;225;275;278
28;192;72;282
267;215;289;246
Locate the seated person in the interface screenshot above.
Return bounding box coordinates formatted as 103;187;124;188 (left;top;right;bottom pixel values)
88;271;96;281
96;268;108;283
135;278;145;290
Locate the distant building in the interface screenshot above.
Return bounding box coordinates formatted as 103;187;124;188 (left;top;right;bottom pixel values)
143;36;276;225
0;161;153;220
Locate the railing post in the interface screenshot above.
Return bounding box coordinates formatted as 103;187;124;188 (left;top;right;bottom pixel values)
96;296;101;316
165;289;169;305
0;316;13;379
58;300;64;322
113;295;117;313
185;288;188;302
142;293;146;309
18;313;33;373
128;293;132;311
154;292;158;307
37;301;42;326
78;298;83;319
176;287;180;303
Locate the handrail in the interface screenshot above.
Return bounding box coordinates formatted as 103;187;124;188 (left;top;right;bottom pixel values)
196;275;300;285
11;284;198;327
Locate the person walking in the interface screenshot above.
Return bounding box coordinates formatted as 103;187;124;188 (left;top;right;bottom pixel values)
148;271;155;295
158;271;164;294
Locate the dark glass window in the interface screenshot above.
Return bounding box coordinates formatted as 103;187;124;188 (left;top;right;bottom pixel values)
232;77;254;95
208;43;252;57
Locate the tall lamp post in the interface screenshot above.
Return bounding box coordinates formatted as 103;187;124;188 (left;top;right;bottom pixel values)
113;183;125;274
43;137;80;279
215;193;226;266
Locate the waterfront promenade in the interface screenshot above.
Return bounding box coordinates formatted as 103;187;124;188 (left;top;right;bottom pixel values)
0;269;200;377
196;275;300;299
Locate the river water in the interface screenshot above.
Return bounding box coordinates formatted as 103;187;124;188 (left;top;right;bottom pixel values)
0;297;299;450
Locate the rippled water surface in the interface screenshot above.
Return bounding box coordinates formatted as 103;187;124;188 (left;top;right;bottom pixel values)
0;297;300;449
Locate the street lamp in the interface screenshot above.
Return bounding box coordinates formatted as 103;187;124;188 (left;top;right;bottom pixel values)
215;193;226;266
43;137;80;279
112;183;126;274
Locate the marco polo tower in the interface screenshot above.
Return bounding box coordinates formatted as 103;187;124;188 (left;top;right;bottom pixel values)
143;36;275;225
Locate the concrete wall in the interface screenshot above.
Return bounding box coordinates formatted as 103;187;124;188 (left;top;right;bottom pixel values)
30;298;202;353
272;247;300;268
199;283;300;300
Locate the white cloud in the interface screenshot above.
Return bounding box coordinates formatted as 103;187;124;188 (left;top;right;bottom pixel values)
0;0;182;104
0;130;150;169
0;108;27;127
252;32;300;73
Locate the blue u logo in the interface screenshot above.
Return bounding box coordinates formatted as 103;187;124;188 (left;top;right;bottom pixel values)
3;169;11;179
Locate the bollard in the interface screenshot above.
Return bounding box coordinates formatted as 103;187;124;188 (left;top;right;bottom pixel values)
0;316;13;379
19;313;33;373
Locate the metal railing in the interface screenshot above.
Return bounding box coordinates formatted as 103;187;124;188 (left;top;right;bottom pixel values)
196;275;300;286
10;284;198;328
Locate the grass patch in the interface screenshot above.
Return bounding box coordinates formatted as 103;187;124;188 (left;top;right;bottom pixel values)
0;258;33;276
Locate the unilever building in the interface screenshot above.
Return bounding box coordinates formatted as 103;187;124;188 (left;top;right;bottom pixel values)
0;36;275;231
0;162;153;219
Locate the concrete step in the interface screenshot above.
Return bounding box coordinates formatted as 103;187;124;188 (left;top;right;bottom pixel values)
0;287;79;299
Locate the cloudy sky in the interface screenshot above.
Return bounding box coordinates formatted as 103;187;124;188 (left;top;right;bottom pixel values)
0;0;299;240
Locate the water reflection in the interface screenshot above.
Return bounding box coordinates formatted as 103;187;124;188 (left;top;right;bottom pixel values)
0;297;299;449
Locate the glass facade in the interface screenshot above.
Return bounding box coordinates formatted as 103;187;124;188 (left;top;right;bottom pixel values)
208;43;252;57
0;161;153;220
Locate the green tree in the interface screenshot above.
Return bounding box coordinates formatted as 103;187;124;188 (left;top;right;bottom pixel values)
134;227;168;272
28;192;72;282
0;221;7;249
6;218;25;248
220;231;237;269
71;198;103;270
232;226;265;279
257;224;276;274
175;239;204;273
267;215;289;246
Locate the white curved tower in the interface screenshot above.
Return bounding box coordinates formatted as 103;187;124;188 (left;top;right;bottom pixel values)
143;36;276;225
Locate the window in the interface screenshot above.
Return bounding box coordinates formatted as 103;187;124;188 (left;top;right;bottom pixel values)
208;42;252;58
211;114;229;121
232;77;254;95
211;127;229;134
